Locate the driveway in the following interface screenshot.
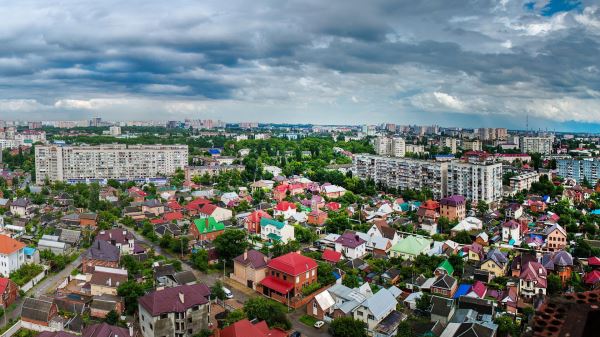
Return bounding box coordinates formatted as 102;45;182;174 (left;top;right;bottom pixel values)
288;305;332;337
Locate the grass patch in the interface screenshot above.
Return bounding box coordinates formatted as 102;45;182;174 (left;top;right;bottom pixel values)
299;315;318;327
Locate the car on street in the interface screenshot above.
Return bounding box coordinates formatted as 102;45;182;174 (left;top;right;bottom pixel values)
314;321;325;329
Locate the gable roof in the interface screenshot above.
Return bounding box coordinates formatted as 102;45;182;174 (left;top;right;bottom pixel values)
322;249;342;263
267;252;317;276
432;274;457;290
360;288;398;321
431;295;454;317
85;240;120;262
391;235;432;255
335;231;366;248
138;284;210;316
437;260;454;275
260;217;285;229
219;319;287;337
83;323;131;337
193;217;225;234
234;250;268;269
0;235;25;255
519;261;547;288
22;297;55;323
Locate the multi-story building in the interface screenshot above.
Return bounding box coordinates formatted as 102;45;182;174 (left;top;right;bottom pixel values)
257;252;318;305
509;171;540;194
462;140;482;151
443;138;458;154
447;161;503;205
35;144;188;184
0;235;26;277
520;136;553;154
353;155;448;199
109;126;121;136
373;136;405;157
439;195;466;221
138;284;211;337
405;144;426;155
557;158;600;184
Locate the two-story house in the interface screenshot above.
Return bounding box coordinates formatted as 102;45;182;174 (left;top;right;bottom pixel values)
543;224;567;252
190;217;225;241
0;235;25;277
501;220;521;243
273;201;297;220
353;288;398;334
96;229;136;255
260;218;294;244
258;252;317;304
518;261;547;299
479;248;509;278
230;250;269;290
334;232;367;259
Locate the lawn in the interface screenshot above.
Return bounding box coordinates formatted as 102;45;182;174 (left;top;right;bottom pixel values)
299;315;318;327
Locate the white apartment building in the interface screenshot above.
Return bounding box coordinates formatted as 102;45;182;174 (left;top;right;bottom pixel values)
35;144;188;184
405;144;426;155
509;171;540;194
462;139;482;151
520;136;553;154
353;154;448;199
109;126;122;136
447;161;503;204
373;136;405;157
443;138;458;154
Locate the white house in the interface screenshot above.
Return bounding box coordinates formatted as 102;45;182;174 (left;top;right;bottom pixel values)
353;288;398;333
0;235;26;277
335;232;367;259
259;218;295;244
501;220;521;243
220;192;240;206
10;198;33;218
274;201;297;220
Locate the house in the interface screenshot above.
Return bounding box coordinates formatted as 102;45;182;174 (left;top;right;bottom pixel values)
439;322;496;337
501;220;521;243
367;220;400;245
90;267;128;296
543;224;567;252
334;232;367;259
0;277;18;308
219;319;287;337
138;284;211;337
273;183;304;202
511;253;537;277
128;187;148;202
439;195;466;221
307;209;328;226
417;200;439;223
80;213;98;228
451;217;482;236
96;229;136;255
584;270;600;288
142;200;165;217
230;250;269;290
430;296;455;324
322;185;347;199
190;217;225;241
358;232;392;257
465;281;487;299
83;240;120;274
353;288;398;333
381;268;401;285
307;290;336;320
257;252;318;304
518;261;547;299
155;223;182;238
0;235;26;277
10;198;33;217
463;243;484;262
435;260;454;277
505;203;523;219
21;297;60;331
38;235;69;255
197;203;233;222
431;274;458;298
259;218;294;244
90;294;125;319
246;210;271;234
185;198;212;215
81;323;132;337
221;192;240;206
325;283;370;318
322;249;342;264
389;235;432;260
480;248;508;278
540;250;573;285
250;180;275;192
274;201;297;219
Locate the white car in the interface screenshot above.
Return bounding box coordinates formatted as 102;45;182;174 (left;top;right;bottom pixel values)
222;287;234;299
314;321;325;329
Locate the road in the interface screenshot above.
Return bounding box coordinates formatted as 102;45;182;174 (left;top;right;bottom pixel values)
0;255;82;330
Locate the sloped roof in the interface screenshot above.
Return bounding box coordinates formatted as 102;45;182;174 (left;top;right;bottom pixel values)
360;288;398;320
138;284;210;316
391;235;432;255
335;231;366;248
314;290;335;311
267;252;317;276
83;323;131;337
260;217;285;229
234;249;268;269
193;217;225;234
432;274;457;290
22;297;54;322
437;260;454;275
85;240;120;262
322;249;342;263
0;235;25;255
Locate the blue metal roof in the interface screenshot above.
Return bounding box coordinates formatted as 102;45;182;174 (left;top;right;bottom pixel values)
453;284;471;299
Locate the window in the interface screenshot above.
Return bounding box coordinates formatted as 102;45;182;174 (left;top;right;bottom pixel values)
357;310;364;316
160;313;167;319
368;314;375;321
149;324;153;330
296;276;300;283
192;306;199;311
306;272;309;278
312;269;315;276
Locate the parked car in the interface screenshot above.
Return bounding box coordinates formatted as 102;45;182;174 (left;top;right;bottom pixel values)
222;287;234;299
314;321;325;329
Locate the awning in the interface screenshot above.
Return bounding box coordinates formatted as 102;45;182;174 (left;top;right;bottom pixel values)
260;276;294;294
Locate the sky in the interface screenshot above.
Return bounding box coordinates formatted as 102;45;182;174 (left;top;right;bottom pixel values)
1;0;600;131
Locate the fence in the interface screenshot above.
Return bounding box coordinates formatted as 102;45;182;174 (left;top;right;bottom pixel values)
19;266;49;293
0;320;21;337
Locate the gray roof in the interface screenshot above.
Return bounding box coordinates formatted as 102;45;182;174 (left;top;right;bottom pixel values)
432;274;457;290
431;296;454;317
59;229;81;244
173;271;197;285
85;240;120;262
360;288;398;321
22;297;55;323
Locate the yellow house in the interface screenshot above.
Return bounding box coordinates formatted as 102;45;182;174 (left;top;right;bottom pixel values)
479;249;508;278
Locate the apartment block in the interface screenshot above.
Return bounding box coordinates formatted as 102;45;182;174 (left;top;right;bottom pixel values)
557;158;600;184
520;136;553;154
447;161;503;204
353;154;448;199
509;171;540;194
35;144;188;184
373;136;405;157
443;138;458;154
462;140;482;151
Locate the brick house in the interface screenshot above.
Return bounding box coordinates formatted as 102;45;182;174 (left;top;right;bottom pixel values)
83;240;120;274
439;195;466;221
80;213;98;228
257;252;318;305
0;277;18;308
245;210;271;234
307;209;328;226
541;250;573;285
230;250;269;290
430;274;458;298
21;297;59;329
190;217;225;241
543;224;567;252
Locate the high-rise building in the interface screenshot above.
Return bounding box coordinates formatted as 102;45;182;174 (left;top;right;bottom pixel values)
520;136;553;154
462;140;482;151
353;154;448;199
443;138;458;154
509;171;540;194
557;158;600;184
373;136;405;157
447;161;503;204
35;144;188;184
109;126;122;136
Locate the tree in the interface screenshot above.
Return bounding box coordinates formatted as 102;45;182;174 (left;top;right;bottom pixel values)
343;270;361;288
104;310;119;325
213;229;248;264
117;280;147;315
396;321;415;337
437;216;450;234
317;262;336;285
224;309;246;327
494;315;520;337
190;249;209;272
454;231;472;244
329;317;367;337
416;293;431;312
476;200;488;216
547;274;563;295
243;297;291;330
211;280;227;300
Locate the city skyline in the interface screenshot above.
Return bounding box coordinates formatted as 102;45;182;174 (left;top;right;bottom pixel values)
0;1;599;132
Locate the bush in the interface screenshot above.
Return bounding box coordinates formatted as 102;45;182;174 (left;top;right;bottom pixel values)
302;282;322;296
9;263;44;286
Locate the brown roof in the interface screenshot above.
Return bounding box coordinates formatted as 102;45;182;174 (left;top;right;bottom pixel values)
138;284;210;316
83;323;131;337
234;249;268;269
22;297;55;323
89;271;128;288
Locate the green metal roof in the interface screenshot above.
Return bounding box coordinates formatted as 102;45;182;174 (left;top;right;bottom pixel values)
437;259;454;275
267;233;282;241
193;217;225;234
260;217;285;229
391;235;432;256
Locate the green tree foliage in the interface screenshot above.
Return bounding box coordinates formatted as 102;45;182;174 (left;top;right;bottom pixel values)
223;309;246;327
547;274;563;295
190;249;209;272
243;297;292;330
396;321;416;337
343;270;361;288
453;231;472;244
416;293;431;312
211;280;227;300
317;262;336;285
117;280;148;315
104;310;119;325
328;317;367;337
213;229;248;264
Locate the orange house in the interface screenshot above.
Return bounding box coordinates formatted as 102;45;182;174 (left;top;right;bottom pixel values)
544;224;567;252
307;209;328;226
258;252;318;304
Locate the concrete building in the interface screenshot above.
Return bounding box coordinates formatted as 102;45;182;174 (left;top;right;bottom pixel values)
138;284;211;337
353;154;448;199
509;171;540;194
462;140;482;151
35;144;188;184
557;158;600;184
443;138;458;154
109;126;121;136
374;136;405;157
0;235;26;277
520;136;553;154
447;161;503;205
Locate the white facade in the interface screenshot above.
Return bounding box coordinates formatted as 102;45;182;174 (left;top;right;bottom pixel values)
447;161;503;204
520;136;553;154
109;126;122;136
260;222;295;244
0;245;25;277
374;136;405;157
35;144;188;184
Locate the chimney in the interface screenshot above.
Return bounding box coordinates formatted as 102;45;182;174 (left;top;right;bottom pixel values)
128;323;133;337
243;251;247;260
109;233;112;239
179;292;185;304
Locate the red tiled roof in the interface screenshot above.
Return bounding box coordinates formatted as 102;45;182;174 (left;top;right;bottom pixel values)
267;252;317;276
275;201;296;211
420;200;439;210
0;277;11;294
248;210;271;223
322;249;342;263
584;270;600;284
185;198;211;211
470;281;487;298
198;203;218;215
163;211;184;221
220;319;288;337
128;187;147;197
588;256;600;266
0;235;26;255
326;202;341;211
259;276;294;294
167;201;182;210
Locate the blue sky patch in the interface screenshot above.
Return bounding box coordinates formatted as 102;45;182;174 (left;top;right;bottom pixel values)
540;0;582;16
